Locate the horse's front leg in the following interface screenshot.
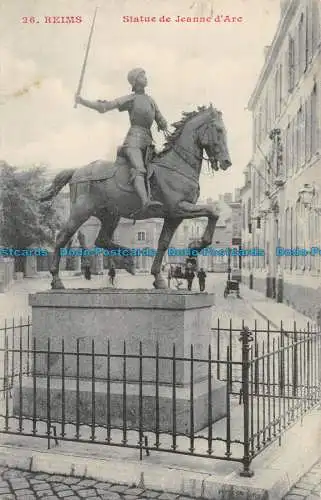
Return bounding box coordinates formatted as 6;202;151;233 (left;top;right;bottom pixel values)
50;201;93;289
174;201;219;251
151;217;182;289
50;226;73;289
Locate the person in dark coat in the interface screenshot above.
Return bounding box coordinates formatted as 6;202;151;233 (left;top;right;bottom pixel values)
197;268;207;292
108;264;116;286
84;265;91;280
167;266;172;288
185;265;195;291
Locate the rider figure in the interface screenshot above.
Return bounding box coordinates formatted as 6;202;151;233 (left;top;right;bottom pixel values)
75;68;168;212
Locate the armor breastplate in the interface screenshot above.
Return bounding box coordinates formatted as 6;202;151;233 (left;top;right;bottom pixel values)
129;94;155;129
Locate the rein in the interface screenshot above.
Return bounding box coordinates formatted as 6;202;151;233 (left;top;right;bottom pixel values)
153;160;199;184
157;119;217;181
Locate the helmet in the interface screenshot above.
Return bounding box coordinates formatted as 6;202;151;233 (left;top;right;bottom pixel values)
127;67;145;87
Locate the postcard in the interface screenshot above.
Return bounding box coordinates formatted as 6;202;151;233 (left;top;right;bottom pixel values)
0;0;320;498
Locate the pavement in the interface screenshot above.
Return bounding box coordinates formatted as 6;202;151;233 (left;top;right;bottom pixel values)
0;272;320;499
282;461;321;499
0;271;269;328
0;466;187;500
1;271;316;331
240;285;318;332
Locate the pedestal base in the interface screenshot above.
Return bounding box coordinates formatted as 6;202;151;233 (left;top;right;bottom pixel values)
23;290;227;432
15;376;226;434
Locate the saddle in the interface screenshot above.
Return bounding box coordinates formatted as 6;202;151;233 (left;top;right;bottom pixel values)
69;145;157;188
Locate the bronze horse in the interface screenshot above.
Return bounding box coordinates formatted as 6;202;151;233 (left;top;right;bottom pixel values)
40;105;232;289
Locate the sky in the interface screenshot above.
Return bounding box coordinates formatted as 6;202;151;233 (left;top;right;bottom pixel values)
0;0;280;199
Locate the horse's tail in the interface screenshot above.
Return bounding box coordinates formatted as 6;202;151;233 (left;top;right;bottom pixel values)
39;168;75;202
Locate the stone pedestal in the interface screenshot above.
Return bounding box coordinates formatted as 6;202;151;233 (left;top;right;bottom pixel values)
17;290;226;433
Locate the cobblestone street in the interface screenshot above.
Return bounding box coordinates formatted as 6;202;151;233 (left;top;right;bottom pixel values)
0;467;192;500
282;461;321;499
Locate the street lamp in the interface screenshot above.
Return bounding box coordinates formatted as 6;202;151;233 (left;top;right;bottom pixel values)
258;196;272;217
298;184;315;208
297;183;321;213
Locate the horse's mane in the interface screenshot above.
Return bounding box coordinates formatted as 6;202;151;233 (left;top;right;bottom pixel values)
158;105;208;157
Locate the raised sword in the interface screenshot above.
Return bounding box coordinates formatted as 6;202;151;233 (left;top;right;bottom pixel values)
74;7;98;109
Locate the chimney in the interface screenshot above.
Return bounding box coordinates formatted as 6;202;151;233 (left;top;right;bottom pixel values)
234;188;241;202
223;193;233;203
280;0;290;15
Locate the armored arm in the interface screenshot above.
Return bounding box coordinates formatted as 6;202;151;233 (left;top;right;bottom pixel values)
76;96;120;113
76;94;134;113
152;100;168;131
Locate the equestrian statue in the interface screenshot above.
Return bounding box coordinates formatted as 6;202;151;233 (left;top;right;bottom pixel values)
39;10;232;290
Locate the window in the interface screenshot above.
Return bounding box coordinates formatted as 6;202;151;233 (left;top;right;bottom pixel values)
252;172;256;205
305;96;312;162
247;198;252;233
298;13;305;76
267;92;271;131
242;204;246;230
264;95;268;137
274;69;279;117
288;35;295;92
295;110;301;172
253;116;257;150
315;194;320;241
285;124;289;178
300;104;305;167
279;64;283;111
289;207;293;270
294;205;299;269
137;231;146;241
258;107;262;145
312;0;320;54
284;208;288;269
295;26;300;85
311;83;318;154
306;4;312;64
290;117;296;175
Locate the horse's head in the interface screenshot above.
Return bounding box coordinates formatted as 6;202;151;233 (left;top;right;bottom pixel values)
198;105;232;172
160;105;232;174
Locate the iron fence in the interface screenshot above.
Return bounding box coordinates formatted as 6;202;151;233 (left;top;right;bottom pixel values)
0;317;320;477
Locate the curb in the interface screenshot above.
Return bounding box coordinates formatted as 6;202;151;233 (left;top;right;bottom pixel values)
250;303;279;329
0;407;320;500
241;292;279;329
0;444;266;500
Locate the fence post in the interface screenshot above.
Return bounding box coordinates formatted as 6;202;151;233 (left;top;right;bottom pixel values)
239;326;254;477
292;324;298;397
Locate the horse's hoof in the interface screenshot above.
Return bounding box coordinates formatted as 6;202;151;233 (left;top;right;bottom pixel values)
153;276;168;289
51;279;65;290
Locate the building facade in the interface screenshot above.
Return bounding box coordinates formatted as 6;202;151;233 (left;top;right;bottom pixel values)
241;0;321;318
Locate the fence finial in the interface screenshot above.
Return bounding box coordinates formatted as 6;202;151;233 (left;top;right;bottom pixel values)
239;326;253;346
